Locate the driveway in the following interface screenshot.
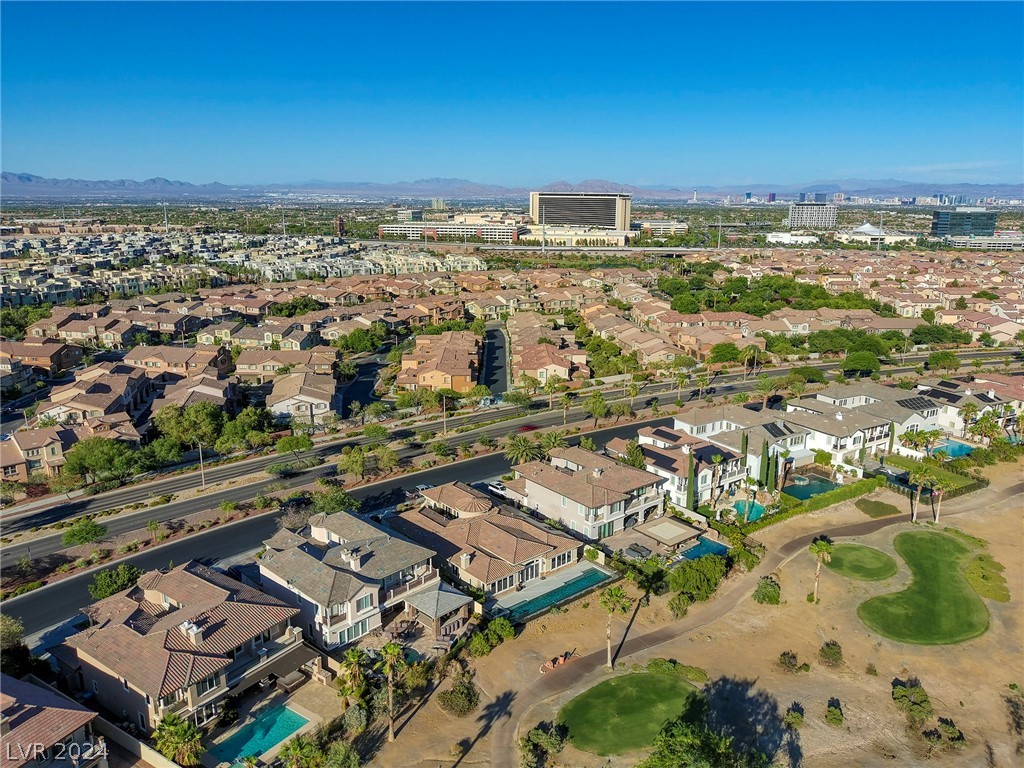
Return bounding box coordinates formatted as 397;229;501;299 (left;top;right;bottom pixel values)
483;324;509;394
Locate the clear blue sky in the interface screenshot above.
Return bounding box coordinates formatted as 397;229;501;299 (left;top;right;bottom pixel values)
2;1;1022;186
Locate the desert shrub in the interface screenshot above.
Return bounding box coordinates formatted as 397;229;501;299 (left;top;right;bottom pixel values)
647;658;678;675
866;663;878;676
668;593;691;619
937;718;965;748
783;707;804;730
752;576;781;605
825;703;844;726
778;650;800;673
677;664;709;683
61;518;107;546
893;679;934;724
819;640;843;667
341;704;366;735
468;632;493;658
437;668;480;717
485;617;515;646
11;581;43;596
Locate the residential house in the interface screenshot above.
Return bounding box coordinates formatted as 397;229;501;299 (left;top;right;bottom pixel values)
397;331;481;393
0;340;83;377
123;345;232;380
37;364;152;425
504;447;666;540
389;482;582;597
234;348;338;383
54;562;312;733
266;373;337;426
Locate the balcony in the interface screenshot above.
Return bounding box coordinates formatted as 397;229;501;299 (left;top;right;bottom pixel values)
225;627;303;687
386;568;440;603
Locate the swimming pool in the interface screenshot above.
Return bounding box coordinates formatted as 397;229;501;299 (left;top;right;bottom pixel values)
681;535;730;560
783;474;841;501
731;499;766;522
208;704;308;764
503;566;613;624
932;439;974;458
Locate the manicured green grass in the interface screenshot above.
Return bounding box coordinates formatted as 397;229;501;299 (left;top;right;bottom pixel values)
858;531;989;644
826;543;898;580
558;673;699;755
855;498;902;518
883;455;973;489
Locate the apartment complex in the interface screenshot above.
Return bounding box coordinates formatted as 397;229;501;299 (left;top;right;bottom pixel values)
529;192;632;230
787;202;838;230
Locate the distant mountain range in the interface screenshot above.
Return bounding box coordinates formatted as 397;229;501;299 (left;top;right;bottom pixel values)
2;172;1021;201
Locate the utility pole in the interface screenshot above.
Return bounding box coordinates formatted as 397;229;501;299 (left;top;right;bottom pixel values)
717;214;722;249
441;392;447;435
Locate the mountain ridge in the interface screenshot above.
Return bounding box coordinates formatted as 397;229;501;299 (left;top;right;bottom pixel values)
3;171;1021;200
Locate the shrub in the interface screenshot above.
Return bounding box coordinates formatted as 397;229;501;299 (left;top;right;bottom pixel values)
61;518;107;546
778;651;800;672
677;664;708;683
819;640;843;667
485;617;515;646
937;718;965;748
647;658;678;675
866;663;878;676
668;593;691;619
752;576;781;605
467;632;493;658
584;546;599;561
893;680;934;724
437;668;480;717
855;498;901;518
11;581;43;597
341;704;366;735
783;707;804;730
825;704;844;727
219;500;239;513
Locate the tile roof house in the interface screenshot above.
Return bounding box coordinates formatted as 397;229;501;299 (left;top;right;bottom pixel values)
55;562;311;734
504;447;666;541
266;372;337;426
256;511;447;651
389;484;582;597
0;674;107;768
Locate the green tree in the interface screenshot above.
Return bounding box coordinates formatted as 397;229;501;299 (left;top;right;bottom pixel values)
335;648;369;710
144;435;184;466
754;375;776;410
578;436;597;452
908;466;934;523
519;374;542;394
622;439;646;469
927;351;960;373
707;342;741;364
842;351;881;375
504;434;542;464
310;486;360;514
338;446;367;479
583;392;609;426
376;641;406;743
62;517;107;546
323;742;360;768
277;433;314;457
559;393;574;425
502;390;533;412
538;430;568;456
625;382;640;409
374;445;400;474
153;713;205;766
363;400;394;421
63;437;139;485
278;735;320;768
0;614;25;652
599;585;633;668
363;424;389;446
637;718;767;768
88;563;144;600
543;375;566;410
808;537;834;603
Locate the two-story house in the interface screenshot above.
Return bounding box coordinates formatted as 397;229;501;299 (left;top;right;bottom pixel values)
504;447;666;540
0;674;108;768
55;562;311;734
266;373;337;426
781;400;891;465
256;511;440;651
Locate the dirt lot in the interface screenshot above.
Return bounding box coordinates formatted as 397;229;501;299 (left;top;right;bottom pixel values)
369;460;1023;768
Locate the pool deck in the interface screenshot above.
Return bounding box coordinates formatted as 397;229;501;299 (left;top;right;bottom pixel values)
489;560;616;616
201;688;322;768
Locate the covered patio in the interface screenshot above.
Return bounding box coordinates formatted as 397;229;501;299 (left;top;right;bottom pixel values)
352;581;474;660
605;515;702;559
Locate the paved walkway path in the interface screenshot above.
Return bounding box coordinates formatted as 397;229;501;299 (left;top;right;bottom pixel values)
487;478;1018;768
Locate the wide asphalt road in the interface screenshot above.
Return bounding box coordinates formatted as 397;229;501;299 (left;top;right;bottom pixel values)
4;416;672;637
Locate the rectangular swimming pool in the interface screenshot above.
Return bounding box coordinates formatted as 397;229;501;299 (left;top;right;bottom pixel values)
503;566;613;624
208;704;308;764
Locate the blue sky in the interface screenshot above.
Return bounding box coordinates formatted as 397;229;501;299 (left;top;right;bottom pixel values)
2;1;1022;186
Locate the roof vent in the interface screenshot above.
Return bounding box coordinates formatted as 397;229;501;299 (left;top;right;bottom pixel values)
987;389;995;398
592;467;603;478
460;552;472;569
964;388;972;397
835;411;844;421
179;621;204;645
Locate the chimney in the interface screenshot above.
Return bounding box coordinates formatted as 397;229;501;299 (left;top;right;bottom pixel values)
680;444;691;455
987;389;995;399
460;552;472;570
0;714;10;736
592;466;603;479
835;411;844;421
179;621;204;645
340;549;360;571
964;388;972;397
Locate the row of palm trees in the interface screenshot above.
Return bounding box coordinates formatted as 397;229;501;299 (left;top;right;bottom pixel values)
334;642;407;743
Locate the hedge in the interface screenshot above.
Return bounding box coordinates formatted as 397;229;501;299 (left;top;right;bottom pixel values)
740;476;886;533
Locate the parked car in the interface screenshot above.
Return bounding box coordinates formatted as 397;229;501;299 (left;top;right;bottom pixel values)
486;481;507;497
414;483;435;494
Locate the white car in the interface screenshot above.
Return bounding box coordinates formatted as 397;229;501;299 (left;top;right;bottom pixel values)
414;484;435;494
487;481;507;497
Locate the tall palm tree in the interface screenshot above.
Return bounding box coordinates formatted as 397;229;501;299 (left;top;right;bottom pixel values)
754;374;776;410
335;647;368;711
975;412;1001;446
908;467;934;523
626;382;640;409
695;372;711;400
503;434;542;465
787;379;807;402
959;402;979;439
153;713;205;767
808;537;834;603
538;430;568;456
740;345;760;381
777;449;793;492
675;371;690;398
543;375;565;410
900;430;924;453
918;429;944;456
599;585;633;669
376;641;406;743
559;393;574;426
929;475;955;524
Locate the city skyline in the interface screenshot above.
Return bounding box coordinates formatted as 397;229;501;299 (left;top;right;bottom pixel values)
2;1;1022;186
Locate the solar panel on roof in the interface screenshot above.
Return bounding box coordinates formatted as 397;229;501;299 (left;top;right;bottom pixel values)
896;397;938;411
764;423;786;438
936;381;958;389
977;394;996;403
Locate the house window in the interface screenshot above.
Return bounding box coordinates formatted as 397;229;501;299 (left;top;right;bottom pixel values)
560;495;567;508
551;551;572;570
577;503;585;515
345;619;369;643
138;712;147;731
356;594;373;613
121;677;130;691
491;575;516;594
196;672;220;696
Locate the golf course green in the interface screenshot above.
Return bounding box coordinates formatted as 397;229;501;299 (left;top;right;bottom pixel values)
826;543;898;581
857;531;989;644
558;672;699;755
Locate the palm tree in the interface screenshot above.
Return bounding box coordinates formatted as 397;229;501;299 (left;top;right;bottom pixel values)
787;378;807;402
323;742;359;768
900;430;925;453
376;641;406;743
754;374;775;410
929;475;955;524
240;756;259;768
918;429;944;456
559;393;574;426
538;430;568;456
974;412;1001;446
743;477;757;523
908;466;934;523
777;449;792;492
279;735;319;768
740;345;760;381
599;585;633;669
626;382;640;409
695;372;711;400
503;434;542;464
335;648;368;710
808;537;834;603
675;371;690;398
709;454;725;519
543;375;565;410
959;402;979;439
153;713;205;767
